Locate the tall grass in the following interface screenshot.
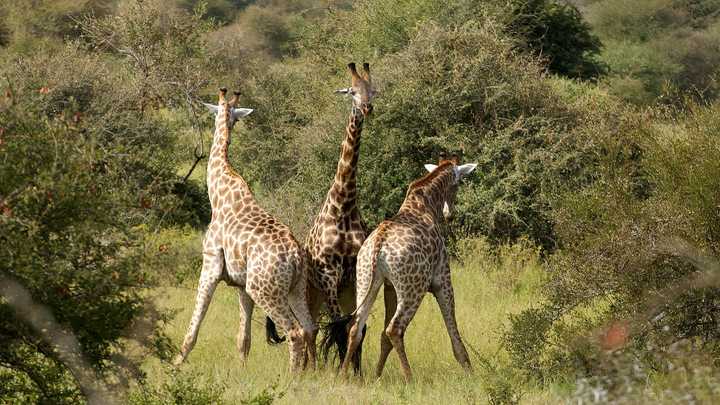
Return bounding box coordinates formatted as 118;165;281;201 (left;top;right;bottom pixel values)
133;236;554;404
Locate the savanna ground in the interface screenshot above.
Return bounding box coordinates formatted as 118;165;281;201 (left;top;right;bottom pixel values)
144;239;553;404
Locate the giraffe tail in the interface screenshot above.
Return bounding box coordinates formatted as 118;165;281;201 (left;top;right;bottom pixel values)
323;223;389;373
265;316;286;345
351;222;389;317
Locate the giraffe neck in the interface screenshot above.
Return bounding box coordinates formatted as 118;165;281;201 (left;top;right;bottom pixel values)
400;168;452;225
325;108;364;214
206;107;251;202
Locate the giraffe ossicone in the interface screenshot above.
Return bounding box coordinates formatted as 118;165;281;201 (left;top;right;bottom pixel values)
201;102;253;129
174;87;316;373
341;155;477;382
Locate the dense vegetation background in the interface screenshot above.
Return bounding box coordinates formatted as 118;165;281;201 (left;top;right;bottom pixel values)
1;0;720;403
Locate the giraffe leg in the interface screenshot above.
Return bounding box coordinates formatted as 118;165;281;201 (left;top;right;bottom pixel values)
173;249;224;365
247;273;305;374
339;274;366;375
304;284;324;368
319;271;349;364
432;280;472;372
385;297;424;382
288;272;318;371
261;302;304;373
341;268;384;377
236;289;254;363
307;283;325;325
375;282;397;378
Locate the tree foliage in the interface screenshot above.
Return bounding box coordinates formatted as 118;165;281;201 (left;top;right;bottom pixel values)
585;0;720;104
505;0;605;79
0;2;216;401
0;92;149;403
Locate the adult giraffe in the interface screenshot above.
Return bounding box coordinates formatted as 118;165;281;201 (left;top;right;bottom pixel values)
341;154;477;381
266;63;375;371
174;88;316;372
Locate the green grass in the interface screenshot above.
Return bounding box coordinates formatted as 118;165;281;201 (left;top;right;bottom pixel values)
137;238;558;404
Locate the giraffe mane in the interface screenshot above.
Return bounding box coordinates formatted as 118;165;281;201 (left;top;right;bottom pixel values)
408;160;454;191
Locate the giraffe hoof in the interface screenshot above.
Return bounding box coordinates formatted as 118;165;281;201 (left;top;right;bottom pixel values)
172;354;185;366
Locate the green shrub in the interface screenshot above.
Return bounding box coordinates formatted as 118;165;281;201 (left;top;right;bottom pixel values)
176;0;249;24
504;0;605;79
0;93;153;403
586;0;720;104
504;101;720;386
570;341;720;404
0;0;114;51
128;369;226;405
79;0;214;112
476;356;524;405
0;8;214;398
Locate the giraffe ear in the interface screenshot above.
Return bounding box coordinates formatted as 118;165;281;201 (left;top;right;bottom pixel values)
456;163;478;177
231;108;254;119
202;102;219;115
335;87;352;95
424;164;438;173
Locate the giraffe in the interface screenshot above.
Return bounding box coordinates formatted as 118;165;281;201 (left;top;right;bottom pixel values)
341;154;477;381
266;62;375;371
173;88;316;372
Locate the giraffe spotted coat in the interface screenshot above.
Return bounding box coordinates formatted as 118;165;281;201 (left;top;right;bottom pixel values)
341;157;477;381
174;89;316;372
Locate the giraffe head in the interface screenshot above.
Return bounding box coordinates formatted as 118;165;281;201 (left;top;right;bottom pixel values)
423;154;477;220
203;87;253;132
335;62;375;117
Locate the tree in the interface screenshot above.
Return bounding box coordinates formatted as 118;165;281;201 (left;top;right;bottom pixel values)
506;0;606;80
0;96;162;404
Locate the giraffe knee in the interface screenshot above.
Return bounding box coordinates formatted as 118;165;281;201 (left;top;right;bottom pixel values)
349;322;363;339
302;326;317;343
289;328;303;342
288;329;304;355
385;324;404;340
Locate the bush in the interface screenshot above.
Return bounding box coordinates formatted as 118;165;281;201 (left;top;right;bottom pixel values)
128;369;226;405
177;0;251;24
0;6;215;399
504;0;605;80
0;95;154;403
79;0;215;113
0;0;114;51
503;101;720;387
2;42;204;228
586;0;720;104
570;341;720;403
